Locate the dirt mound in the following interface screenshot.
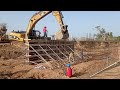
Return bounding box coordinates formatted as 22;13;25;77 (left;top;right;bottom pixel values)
0;58;109;79
0;45;25;59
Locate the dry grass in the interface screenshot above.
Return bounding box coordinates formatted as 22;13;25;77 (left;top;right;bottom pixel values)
0;44;26;59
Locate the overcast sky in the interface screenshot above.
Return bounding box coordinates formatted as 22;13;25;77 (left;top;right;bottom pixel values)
0;11;120;38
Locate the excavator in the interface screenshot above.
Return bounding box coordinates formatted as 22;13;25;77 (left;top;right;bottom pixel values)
9;11;69;42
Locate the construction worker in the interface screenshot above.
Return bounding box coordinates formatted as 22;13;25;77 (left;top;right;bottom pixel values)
43;26;48;38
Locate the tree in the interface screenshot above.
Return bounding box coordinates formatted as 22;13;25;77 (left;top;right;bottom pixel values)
94;26;106;40
94;26;113;41
0;23;7;40
0;23;7;34
109;32;113;38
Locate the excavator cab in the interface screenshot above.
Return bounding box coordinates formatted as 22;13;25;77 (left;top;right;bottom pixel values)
9;30;42;41
28;30;51;40
28;30;41;39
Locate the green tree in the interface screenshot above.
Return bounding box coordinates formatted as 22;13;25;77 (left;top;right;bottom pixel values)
94;26;114;41
109;32;113;38
94;26;106;40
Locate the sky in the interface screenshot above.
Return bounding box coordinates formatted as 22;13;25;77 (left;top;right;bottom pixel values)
0;11;120;38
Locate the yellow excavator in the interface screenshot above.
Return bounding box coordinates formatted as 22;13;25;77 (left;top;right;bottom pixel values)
9;11;69;42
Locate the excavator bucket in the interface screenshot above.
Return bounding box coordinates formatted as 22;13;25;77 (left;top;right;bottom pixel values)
55;30;69;40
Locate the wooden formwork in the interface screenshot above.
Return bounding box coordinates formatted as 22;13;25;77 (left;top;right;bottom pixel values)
27;40;74;63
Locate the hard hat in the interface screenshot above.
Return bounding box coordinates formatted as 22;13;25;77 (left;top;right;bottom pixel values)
66;63;71;67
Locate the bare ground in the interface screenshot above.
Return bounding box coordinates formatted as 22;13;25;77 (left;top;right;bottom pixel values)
0;58;119;79
0;42;119;79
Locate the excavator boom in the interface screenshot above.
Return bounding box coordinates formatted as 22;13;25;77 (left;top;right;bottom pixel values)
26;11;51;35
9;11;69;42
25;11;69;40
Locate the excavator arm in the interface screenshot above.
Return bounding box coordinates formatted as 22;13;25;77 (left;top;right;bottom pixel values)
53;11;69;40
53;11;67;32
26;11;51;35
25;11;69;40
